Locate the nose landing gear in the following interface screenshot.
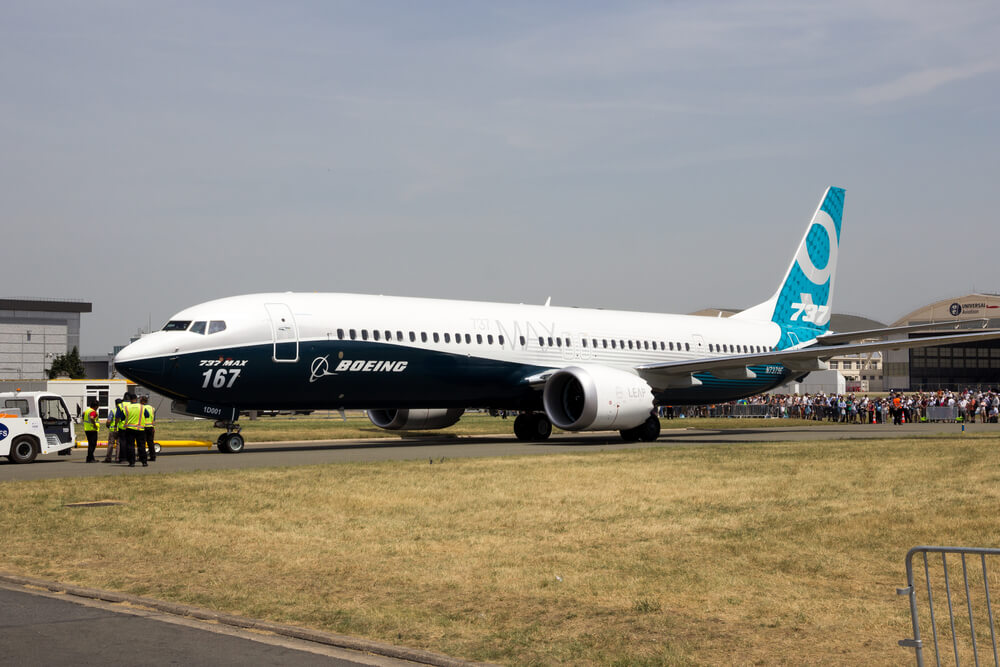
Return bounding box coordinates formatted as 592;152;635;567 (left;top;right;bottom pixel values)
214;422;245;453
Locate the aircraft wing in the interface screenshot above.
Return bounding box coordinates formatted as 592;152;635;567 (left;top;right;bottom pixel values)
636;329;1000;390
814;318;988;346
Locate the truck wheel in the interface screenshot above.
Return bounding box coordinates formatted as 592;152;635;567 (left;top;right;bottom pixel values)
9;436;39;464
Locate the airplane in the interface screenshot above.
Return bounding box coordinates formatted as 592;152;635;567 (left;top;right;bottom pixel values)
114;187;1000;452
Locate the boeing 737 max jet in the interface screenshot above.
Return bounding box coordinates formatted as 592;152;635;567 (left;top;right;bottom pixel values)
114;188;1000;451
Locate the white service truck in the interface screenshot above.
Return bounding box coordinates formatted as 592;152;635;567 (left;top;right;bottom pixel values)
0;391;76;464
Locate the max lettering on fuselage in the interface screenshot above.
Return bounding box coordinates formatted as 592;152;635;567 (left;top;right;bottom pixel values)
199;359;249;367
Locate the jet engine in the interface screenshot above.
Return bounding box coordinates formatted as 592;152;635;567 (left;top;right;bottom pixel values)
367;408;465;430
542;365;654;431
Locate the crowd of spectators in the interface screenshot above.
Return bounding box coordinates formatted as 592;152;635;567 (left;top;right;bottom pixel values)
665;389;1000;423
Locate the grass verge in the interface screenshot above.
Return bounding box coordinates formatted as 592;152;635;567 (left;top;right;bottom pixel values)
5;435;995;664
120;414;833;443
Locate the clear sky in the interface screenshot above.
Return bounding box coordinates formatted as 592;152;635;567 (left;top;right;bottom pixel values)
3;1;998;354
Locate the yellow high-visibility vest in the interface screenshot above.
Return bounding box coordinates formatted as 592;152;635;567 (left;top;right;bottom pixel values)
83;408;99;432
126;402;142;430
141;404;155;428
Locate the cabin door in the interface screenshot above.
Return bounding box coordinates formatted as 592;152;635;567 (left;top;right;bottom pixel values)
264;303;299;363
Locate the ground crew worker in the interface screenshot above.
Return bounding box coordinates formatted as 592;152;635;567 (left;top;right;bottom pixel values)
124;392;147;467
139;395;156;462
104;398;122;462
116;396;130;462
82;400;100;462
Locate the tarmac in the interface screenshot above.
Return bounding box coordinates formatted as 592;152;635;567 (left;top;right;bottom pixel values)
0;420;988;664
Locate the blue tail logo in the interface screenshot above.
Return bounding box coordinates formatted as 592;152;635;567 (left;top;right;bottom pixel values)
735;187;845;348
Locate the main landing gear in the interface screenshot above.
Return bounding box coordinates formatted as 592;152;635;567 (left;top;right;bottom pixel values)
619;416;661;443
214;421;245;453
513;413;552;442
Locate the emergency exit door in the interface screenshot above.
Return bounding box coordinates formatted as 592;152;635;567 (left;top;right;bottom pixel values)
264;303;299;362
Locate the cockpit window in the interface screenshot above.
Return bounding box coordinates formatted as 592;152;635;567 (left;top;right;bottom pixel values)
189;321;207;335
208;321;227;334
163;320;192;331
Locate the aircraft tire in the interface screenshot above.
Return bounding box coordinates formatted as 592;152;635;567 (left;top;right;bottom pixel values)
218;433;245;454
9;436;39;464
153;442;162;454
529;414;552;441
637;416;661;442
513;414;532;441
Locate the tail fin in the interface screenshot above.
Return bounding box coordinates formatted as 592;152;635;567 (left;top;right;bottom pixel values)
734;187;846;348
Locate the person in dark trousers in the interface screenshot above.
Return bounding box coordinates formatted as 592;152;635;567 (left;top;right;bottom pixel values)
140;395;156;461
82;400;100;462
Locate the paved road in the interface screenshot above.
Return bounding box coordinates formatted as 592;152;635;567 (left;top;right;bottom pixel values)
0;421;986;481
0;582;423;667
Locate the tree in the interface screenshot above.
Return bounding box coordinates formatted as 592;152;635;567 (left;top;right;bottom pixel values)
48;346;86;379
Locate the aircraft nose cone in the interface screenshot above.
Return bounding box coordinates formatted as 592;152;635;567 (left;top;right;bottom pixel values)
114;338;166;386
114;355;164;386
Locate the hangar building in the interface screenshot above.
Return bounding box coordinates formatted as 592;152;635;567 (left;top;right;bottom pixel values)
0;298;92;379
883;294;1000;391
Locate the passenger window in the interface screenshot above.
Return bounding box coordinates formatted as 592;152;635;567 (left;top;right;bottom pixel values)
582;339;588;348
709;344;714;353
444;333;451;343
465;334;471;344
548;337;554;347
685;343;690;351
499;335;505;346
556;338;562;347
565;338;571;347
421;332;428;343
350;329;357;340
487;334;494;344
337;328;345;340
603;340;608;349
538;337;545;347
189;321;206;335
396;331;403;341
362;330;369;341
385;330;391;341
477;334;483;344
373;330;381;341
163;320;192;331
611;340;617;349
433;333;440;343
409;332;416;342
644;341;649;350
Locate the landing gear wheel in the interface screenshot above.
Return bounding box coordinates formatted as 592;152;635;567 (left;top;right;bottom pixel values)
218;432;245;454
153;442;162;455
8;436;39;464
620;416;661;443
514;414;552;442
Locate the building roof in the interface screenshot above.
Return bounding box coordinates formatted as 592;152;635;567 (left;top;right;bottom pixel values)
0;297;92;313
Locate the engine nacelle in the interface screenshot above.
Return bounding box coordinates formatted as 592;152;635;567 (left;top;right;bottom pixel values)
542;365;654;431
367;408;465;430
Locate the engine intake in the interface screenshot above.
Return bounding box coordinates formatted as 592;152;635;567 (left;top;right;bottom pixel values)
367;408;465;430
542;365;654;431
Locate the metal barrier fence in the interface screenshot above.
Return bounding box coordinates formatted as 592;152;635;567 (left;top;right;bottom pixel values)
703;404;774;418
898;546;1000;666
925;406;961;422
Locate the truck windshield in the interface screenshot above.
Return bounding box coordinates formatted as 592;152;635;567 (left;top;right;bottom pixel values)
163;321;192;331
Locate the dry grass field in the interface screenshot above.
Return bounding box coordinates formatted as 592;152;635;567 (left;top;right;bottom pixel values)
3;434;998;665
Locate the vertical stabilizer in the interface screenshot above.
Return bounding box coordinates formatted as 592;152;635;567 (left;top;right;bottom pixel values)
733;187;846;348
